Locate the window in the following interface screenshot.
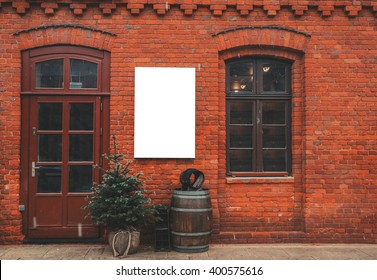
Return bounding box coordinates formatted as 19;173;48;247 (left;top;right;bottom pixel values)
226;58;292;176
34;57;98;90
22;45;110;94
69;59;98;89
36;59;64;88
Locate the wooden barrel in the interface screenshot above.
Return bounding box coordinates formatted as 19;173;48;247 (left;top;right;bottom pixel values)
170;189;212;253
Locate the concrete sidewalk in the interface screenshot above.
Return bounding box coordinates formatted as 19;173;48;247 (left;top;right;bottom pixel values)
1;243;377;260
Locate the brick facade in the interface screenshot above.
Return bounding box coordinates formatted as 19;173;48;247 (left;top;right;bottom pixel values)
1;1;377;244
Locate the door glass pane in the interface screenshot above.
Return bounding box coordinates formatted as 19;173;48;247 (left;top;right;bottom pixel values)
38;135;62;162
229;149;253;172
69;165;93;193
38;103;62;130
70;103;94;130
263;150;286;171
70;59;98;89
228;62;254;92
263;102;286;124
37;166;62;193
36;59;64;88
230;126;253;148
263;127;286;148
229;102;253;124
262;62;286;92
69;134;93;161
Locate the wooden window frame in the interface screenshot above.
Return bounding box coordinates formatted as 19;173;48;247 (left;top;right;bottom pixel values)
21;45;110;95
226;58;292;177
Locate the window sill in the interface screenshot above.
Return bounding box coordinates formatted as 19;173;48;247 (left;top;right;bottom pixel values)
226;176;294;184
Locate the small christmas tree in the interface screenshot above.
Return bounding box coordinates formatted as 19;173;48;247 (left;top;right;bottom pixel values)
84;136;156;231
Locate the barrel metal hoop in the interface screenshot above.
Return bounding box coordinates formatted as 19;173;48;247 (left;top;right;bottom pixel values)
171;230;212;237
170;207;212;213
172;245;209;253
173;195;210;199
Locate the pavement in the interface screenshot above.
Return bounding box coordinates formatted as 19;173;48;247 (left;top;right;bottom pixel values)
1;243;377;260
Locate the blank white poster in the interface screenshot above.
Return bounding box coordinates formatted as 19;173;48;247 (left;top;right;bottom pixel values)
134;67;196;158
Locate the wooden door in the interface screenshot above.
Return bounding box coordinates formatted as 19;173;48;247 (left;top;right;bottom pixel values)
26;96;102;239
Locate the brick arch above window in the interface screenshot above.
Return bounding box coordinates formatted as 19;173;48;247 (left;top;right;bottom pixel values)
212;26;311;54
13;24;116;51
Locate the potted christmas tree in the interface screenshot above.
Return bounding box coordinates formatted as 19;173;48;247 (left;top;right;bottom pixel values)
84;136;157;258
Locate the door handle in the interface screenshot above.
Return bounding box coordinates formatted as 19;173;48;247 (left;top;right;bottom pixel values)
31;162;40;177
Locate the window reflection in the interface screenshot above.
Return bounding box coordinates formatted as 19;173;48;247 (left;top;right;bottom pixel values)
229;62;254;92
70;59;98;89
229;102;253;124
36;59;64;88
70;103;94;130
263;150;286;171
38;135;62;162
69;165;92;193
262;102;286;124
263;127;286;148
69;134;93;161
38;103;62;130
230;126;253;148
37;166;62;193
229;149;253;172
262;63;286;92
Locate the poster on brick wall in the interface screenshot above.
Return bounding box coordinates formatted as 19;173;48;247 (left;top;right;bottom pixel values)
134;67;196;158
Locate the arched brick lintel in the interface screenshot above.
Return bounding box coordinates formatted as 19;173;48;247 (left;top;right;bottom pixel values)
213;26;311;54
13;24;116;51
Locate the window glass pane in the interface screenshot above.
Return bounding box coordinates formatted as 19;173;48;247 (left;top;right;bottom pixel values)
263;102;286;124
69;165;93;193
38;135;62;162
70;59;98;89
229;102;253;124
230;126;253;148
37;166;62;193
263;127;286;148
262;62;286;92
70;103;94;130
263;150;286;171
38;103;62;130
69;134;93;161
36;59;64;88
229;62;254;92
229;149;253;172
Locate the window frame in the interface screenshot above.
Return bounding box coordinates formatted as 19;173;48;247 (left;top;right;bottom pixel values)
226;57;292;177
22;45;110;95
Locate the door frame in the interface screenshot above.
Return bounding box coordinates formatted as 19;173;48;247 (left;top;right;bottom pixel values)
20;45;110;241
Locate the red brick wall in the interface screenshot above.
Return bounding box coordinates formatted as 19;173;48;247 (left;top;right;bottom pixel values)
1;1;377;244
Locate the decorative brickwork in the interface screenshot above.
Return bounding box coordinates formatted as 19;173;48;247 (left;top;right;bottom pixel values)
69;3;87;16
11;0;29;14
180;3;197;15
40;2;58;16
99;3;117;16
0;1;376;18
290;0;309;16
